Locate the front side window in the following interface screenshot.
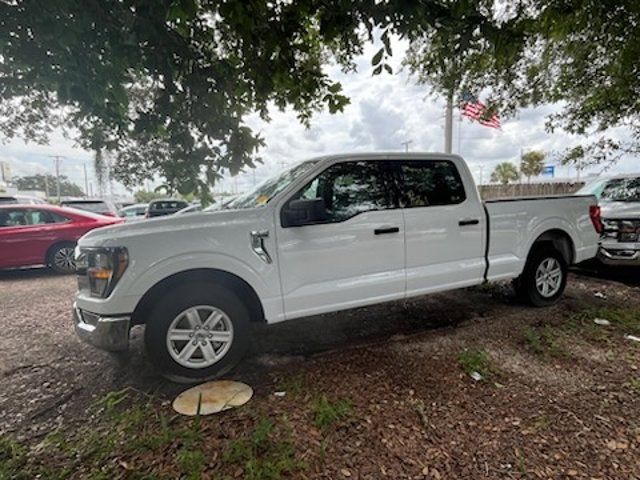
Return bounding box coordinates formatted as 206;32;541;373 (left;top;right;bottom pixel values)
289;160;395;223
398;160;466;207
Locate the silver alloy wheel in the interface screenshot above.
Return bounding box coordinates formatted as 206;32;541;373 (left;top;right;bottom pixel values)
53;247;76;272
535;257;563;298
166;305;234;369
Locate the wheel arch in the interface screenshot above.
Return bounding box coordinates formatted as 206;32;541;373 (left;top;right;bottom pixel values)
528;229;575;265
45;240;76;265
131;268;266;326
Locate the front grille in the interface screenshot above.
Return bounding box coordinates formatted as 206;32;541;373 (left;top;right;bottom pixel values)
602;219;640;242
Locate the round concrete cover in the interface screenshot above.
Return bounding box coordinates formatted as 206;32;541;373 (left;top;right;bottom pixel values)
173;380;253;416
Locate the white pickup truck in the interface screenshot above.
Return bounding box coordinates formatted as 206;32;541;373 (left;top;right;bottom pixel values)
73;153;601;381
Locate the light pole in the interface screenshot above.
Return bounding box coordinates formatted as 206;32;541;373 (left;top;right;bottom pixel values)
401;140;413;152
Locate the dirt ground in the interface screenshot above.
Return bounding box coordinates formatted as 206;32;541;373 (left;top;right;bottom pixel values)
1;268;639;479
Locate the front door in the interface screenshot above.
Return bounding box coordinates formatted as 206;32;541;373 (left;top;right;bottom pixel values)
275;159;405;319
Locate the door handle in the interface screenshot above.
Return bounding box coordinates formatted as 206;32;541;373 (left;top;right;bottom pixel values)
458;218;480;226
374;226;400;235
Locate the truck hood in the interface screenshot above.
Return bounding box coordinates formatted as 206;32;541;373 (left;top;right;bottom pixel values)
600;201;640;220
78;208;264;248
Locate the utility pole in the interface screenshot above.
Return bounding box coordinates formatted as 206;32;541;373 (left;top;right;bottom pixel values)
48;155;65;203
401;140;412;152
83;162;89;197
444;94;454;154
44;174;50;198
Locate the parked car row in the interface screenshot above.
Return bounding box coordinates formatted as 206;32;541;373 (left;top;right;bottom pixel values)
0;204;122;273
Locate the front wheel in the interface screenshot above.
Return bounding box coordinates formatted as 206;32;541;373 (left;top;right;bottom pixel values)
514;247;568;307
144;283;251;383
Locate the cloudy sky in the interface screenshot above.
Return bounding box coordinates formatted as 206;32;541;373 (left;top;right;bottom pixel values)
1;37;637;199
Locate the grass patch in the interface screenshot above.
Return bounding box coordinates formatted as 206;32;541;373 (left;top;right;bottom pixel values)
311;395;352;429
275;374;306;397
522;325;568;358
224;418;304;480
0;435;28;480
176;447;206;480
458;348;492;378
566;307;640;339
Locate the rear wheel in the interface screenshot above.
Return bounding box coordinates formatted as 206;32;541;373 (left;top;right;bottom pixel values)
144;283;250;382
47;242;76;274
515;246;568;307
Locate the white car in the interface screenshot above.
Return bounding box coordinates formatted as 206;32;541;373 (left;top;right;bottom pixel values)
578;174;640;265
73;153;600;381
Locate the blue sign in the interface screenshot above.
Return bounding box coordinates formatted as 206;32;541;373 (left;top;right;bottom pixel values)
542;165;555;177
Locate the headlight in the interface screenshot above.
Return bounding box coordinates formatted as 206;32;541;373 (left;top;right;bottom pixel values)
76;247;128;298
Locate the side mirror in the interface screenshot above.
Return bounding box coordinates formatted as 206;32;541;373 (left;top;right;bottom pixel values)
281;198;328;227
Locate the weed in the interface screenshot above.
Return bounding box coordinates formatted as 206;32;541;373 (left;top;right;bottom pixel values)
457;348;491;377
223;418;304;480
522;326;568;357
531;414;552;431
0;435;27;479
276;374;306;397
312;395;352;429
176;447;206;480
567;307;640;338
627;377;640;392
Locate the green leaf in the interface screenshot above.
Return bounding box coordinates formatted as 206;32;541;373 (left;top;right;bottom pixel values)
372;64;383;76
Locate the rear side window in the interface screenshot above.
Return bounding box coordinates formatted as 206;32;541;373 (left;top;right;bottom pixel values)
398;160;466;207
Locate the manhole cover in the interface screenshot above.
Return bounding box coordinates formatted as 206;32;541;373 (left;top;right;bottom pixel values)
173;380;253;416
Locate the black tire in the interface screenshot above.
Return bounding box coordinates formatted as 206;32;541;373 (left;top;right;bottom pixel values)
47;242;77;274
144;282;250;383
514;246;568;307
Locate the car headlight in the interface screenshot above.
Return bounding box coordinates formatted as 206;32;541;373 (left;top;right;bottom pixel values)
75;247;129;298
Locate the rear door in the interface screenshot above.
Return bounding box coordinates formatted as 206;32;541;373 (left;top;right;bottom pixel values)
276;159;405;319
398;159;486;295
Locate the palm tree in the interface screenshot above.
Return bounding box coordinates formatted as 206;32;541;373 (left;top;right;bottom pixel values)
490;162;519;185
520;150;546;183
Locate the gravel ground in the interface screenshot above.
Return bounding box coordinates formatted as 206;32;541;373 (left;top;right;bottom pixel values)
1;267;639;479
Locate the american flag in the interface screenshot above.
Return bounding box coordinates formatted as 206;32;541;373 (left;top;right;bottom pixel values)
461;93;501;129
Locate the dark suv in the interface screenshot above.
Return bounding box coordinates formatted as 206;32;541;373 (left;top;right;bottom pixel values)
146;199;189;218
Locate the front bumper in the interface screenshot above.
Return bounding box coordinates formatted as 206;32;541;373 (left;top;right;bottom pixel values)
597;246;640;266
73;302;131;351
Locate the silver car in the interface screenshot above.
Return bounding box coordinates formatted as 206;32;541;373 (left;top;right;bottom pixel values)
578;174;640;265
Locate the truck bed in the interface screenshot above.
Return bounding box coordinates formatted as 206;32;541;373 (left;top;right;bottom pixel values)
484;194;599;281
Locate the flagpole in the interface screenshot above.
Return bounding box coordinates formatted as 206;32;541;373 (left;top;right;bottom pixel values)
444;93;453;154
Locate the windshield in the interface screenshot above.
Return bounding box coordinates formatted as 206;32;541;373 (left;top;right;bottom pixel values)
226;160;319;209
584;177;640;202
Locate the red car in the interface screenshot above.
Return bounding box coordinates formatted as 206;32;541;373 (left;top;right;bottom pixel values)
0;204;122;273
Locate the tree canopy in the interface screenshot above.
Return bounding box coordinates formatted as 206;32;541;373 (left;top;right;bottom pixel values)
1;1;638;197
520;150;545;183
405;1;640;167
14;174;85;197
491;162;519;185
